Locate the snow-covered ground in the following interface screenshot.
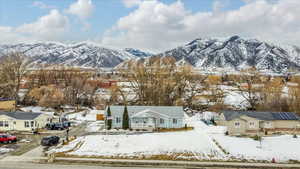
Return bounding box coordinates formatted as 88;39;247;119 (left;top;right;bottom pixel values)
212;134;300;162
85;121;105;132
0;147;13;155
52;113;300;162
53;122;226;160
20;106;55;116
66;109;104;122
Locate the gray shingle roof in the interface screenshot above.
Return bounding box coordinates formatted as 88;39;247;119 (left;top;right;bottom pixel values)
106;106;184;118
0;98;14;101
0;111;42;120
222;111;300;121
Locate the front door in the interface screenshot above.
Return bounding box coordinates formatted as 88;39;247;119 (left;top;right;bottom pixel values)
146;118;155;129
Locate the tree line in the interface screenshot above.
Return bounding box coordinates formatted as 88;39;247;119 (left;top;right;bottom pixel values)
1;52;300;115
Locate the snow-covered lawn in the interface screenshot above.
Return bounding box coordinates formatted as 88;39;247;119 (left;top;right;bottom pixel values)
212;134;300;162
53;126;226;160
52;113;300;162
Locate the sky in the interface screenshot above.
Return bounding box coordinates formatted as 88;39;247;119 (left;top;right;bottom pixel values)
0;0;299;52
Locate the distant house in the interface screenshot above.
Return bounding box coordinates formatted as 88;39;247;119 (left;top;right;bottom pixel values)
0;98;15;111
0;111;52;131
215;111;300;135
105;106;185;131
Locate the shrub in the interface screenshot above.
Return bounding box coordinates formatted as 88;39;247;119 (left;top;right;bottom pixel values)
293;134;298;138
252;135;262;141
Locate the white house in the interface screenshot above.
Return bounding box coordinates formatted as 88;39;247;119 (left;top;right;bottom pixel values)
0;111;52;131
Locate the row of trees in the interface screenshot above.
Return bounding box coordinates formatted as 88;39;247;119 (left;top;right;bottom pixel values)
1;52;300;115
0;53;99;111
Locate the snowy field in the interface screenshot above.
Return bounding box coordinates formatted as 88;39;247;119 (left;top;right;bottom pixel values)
212;134;300;162
52;113;300;162
53;123;226;160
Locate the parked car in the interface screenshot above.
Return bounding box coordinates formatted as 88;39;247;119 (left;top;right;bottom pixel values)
41;136;60;146
46;122;69;130
0;133;17;143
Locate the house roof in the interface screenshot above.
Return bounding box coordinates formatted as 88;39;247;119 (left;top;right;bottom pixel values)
106;106;184;119
0;98;14;101
0;111;43;120
222;111;300;121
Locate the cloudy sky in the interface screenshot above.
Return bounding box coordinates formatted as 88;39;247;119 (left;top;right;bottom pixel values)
0;0;299;52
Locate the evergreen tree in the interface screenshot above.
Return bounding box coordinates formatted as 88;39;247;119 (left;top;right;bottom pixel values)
106;106;112;130
122;106;129;129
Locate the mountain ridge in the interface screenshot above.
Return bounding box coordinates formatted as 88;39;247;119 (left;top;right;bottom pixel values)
1;36;300;73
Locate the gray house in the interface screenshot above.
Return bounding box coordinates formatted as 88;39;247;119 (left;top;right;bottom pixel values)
215;111;300;135
105;106;185;130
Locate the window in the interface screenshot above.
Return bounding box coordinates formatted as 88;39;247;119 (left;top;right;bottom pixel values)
116;117;121;123
234;122;240;128
4;121;9;127
160;119;164;124
25;121;30;128
249;122;255;128
173;119;177;124
0;121;3;127
31;121;34;127
265;121;272;128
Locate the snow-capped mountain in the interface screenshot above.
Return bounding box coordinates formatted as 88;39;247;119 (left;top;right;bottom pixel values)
1;36;300;73
158;36;300;73
0;42;148;68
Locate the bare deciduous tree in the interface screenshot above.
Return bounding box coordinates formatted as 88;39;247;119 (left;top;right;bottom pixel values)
233;68;264;110
0;52;28;109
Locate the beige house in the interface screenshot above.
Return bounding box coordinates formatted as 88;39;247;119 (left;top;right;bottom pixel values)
215;111;300;135
0;99;16;111
0;111;52;131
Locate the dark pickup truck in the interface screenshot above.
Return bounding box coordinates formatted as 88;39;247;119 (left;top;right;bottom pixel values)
46;122;71;130
41;136;60;146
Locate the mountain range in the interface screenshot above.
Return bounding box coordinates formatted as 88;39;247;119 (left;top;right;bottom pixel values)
0;42;151;68
0;36;300;73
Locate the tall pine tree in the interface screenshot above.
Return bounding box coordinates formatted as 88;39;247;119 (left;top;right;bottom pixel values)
122;106;129;130
106;106;112;130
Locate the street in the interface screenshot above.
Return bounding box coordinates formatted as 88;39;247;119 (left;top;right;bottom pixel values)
0;162;172;169
0;161;252;169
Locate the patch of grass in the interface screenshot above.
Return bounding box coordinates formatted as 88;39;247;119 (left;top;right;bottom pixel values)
156;127;194;132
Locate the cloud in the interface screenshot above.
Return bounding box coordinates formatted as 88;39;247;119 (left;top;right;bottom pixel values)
212;0;230;13
32;1;56;9
122;0;142;8
0;9;69;44
66;0;94;19
101;0;300;52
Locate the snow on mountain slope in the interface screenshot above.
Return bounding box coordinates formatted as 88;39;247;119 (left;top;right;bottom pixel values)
158;36;300;73
0;42;149;68
1;36;300;73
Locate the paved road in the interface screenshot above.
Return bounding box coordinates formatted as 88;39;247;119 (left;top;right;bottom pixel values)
0;162;185;169
0;161;259;169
